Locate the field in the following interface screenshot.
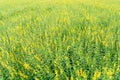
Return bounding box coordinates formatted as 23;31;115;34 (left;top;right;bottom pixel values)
0;0;120;80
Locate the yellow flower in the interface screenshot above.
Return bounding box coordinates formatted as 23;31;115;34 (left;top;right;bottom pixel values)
92;70;101;80
34;77;39;80
55;70;59;80
107;70;113;79
71;29;75;33
66;76;69;80
70;76;74;80
78;69;87;79
23;63;30;70
103;67;113;80
34;54;41;62
18;71;28;79
76;78;79;80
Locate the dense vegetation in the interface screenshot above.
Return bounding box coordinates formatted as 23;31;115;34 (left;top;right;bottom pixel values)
0;0;120;80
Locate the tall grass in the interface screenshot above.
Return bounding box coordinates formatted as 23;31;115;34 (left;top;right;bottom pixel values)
0;0;120;80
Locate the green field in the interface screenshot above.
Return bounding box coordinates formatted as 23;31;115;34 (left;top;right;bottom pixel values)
0;0;120;80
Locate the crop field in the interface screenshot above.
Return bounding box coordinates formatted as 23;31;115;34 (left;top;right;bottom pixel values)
0;0;120;80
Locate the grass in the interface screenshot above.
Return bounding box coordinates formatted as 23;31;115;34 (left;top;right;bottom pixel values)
0;0;120;80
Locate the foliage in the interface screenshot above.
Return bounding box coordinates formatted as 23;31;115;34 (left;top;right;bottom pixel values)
0;0;120;80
